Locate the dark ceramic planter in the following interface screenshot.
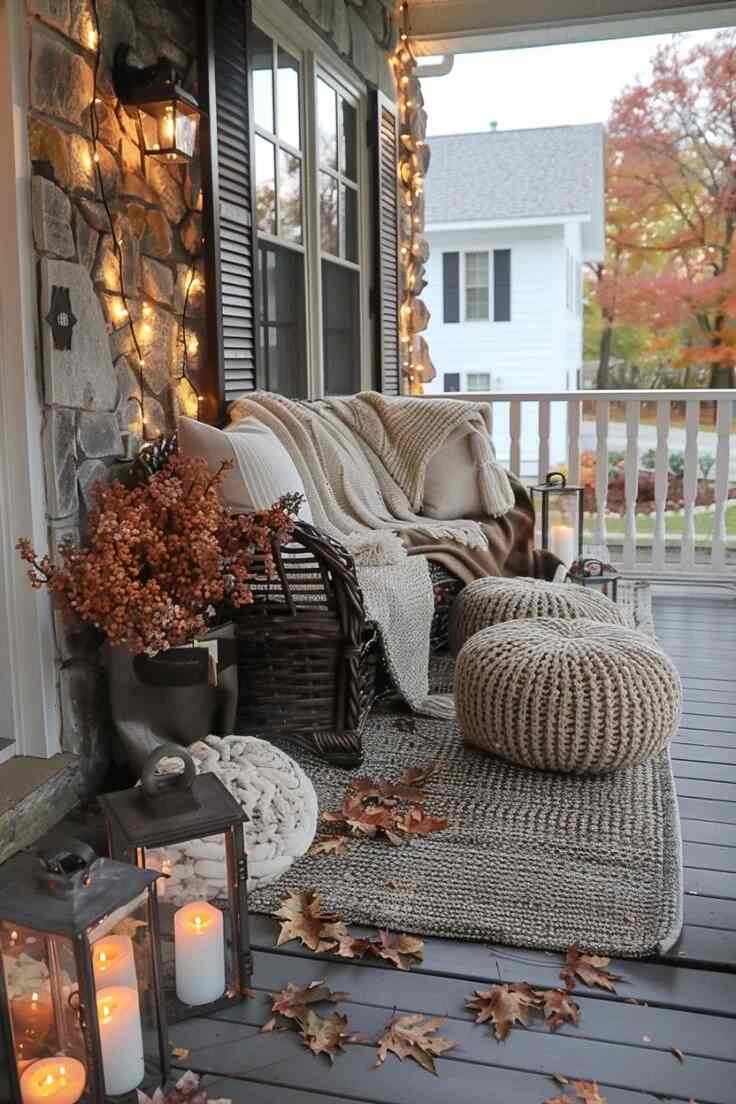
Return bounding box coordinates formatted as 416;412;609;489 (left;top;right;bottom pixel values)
105;622;238;779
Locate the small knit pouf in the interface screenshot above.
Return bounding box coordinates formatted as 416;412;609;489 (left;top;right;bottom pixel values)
157;735;318;898
456;618;682;773
451;575;626;653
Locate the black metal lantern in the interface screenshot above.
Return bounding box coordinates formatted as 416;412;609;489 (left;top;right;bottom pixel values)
531;471;584;569
0;841;168;1104
98;747;251;1024
568;557;620;603
113;46;203;164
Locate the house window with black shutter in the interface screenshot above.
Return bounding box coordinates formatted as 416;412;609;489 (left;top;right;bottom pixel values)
443;252;459;323
493;248;511;322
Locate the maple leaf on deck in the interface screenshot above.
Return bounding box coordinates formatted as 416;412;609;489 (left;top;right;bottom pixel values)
274;889;337;951
539;988;581;1032
369;930;425;971
560;947;624;992
295;1008;350;1062
269;980;349;1020
319;921;374;960
545;1080;608;1104
309;836;350;857
465;983;541;1041
375;1013;458;1075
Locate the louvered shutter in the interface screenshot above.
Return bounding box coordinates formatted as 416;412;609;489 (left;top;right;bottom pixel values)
200;0;260;419
371;90;401;395
493;248;511;322
442;252;459;323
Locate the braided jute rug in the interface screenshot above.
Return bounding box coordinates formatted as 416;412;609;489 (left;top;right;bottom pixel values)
249;581;683;957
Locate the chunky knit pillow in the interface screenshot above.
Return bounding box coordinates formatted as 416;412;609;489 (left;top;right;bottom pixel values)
455;618;681;774
450;575;626;653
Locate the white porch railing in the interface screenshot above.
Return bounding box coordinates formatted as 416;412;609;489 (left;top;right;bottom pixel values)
422;390;736;584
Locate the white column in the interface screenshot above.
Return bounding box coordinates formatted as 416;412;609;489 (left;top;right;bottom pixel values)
566;398;581;486
712;398;732;573
594;398;609;552
538;400;550;484
652;398;670;573
622;400;640;571
509;400;522;476
681;398;700;571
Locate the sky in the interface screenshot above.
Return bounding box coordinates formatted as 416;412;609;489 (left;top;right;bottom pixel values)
421;29;728;136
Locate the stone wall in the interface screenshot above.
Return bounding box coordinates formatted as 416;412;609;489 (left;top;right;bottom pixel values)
27;0;202;792
286;0;397;96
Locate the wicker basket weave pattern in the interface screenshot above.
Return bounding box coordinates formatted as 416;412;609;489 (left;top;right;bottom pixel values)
455;618;682;774
451;575;626;653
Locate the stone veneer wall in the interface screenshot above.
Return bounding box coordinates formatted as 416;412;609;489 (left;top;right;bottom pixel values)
285;0;398;96
27;0;202;792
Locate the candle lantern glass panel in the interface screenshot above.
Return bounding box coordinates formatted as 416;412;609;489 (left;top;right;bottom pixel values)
531;471;584;570
137;98;200;163
0;843;168;1104
99;749;251;1023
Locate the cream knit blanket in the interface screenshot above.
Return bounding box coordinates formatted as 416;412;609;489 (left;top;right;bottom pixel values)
228;391;496;718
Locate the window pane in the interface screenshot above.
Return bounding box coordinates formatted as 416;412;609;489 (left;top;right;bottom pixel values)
466;251;489;287
317;77;337;169
254;135;276;233
340;98;357;180
252;27;274;133
319;171;338;254
279;150;302;244
466;287;489;320
340;184;358;263
259;242;307;397
322;259;360;395
277;48;300;149
466;373;491;392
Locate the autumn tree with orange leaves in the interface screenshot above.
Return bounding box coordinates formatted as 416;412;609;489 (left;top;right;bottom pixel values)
589;31;736;389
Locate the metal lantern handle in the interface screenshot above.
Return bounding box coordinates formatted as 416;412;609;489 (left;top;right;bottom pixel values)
545;471;567;488
141;743;197;803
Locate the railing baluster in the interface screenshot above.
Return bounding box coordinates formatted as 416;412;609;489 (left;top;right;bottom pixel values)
712;397;732;573
652;398;670;573
538;400;550;484
594;399;609;552
681;398;700;571
566;398;581;485
623;400;640;571
510;400;522;476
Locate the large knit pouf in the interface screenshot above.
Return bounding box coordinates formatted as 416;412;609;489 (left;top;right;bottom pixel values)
456;619;682;773
159;735;318;899
450;575;626;653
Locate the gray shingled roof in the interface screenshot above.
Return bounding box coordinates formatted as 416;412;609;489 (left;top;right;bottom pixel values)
425;124;605;225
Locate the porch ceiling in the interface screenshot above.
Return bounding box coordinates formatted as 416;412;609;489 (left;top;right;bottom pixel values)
409;0;736;55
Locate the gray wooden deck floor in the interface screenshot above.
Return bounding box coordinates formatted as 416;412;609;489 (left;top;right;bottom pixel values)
171;592;736;1104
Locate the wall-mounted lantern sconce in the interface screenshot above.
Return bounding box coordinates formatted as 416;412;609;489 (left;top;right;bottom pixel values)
113;45;203;164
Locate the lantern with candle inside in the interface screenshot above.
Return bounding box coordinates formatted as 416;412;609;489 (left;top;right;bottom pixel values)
113;46;203;164
98;745;251;1023
531;471;584;570
0;840;169;1104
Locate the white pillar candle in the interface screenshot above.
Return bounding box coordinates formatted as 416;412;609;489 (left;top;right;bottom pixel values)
20;1057;86;1104
550;523;576;568
174;901;225;1006
96;986;144;1096
92;935;137;990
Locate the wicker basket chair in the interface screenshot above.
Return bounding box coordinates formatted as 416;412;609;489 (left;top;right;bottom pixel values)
231;521;379;768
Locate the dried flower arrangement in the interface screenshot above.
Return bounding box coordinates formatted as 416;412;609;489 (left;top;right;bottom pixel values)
17;455;301;655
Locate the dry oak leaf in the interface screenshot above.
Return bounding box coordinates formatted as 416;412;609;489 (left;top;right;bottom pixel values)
400;761;438;787
545;1080;608;1104
309;836;350;857
274;889;337;951
270;980;349;1020
466;982;541;1041
396;806;449;835
561;947;623;992
370;929;425;971
375;1013;458;1075
296;1008;349;1062
319;921;374;960
540;988;581;1032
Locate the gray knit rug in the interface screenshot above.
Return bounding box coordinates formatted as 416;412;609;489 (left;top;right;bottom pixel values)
249;582;683;957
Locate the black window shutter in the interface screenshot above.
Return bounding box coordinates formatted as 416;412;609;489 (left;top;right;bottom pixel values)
200;0;261;419
442;252;459;323
493;248;511;322
371;90;401;395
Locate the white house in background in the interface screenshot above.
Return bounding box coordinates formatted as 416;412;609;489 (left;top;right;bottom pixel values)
422;124;606;474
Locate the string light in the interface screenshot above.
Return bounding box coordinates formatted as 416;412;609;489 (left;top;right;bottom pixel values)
87;0;205;433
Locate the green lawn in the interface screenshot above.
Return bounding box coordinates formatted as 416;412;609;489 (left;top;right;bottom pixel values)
583;503;736;542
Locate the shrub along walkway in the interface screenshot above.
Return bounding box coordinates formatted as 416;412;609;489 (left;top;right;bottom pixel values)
170;591;736;1104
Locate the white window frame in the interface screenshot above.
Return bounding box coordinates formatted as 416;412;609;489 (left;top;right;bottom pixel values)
464;250;490;322
466;371;492;393
0;0;60;760
253;0;371;398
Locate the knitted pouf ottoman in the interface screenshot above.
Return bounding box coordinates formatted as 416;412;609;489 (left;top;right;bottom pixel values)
157;735;318;899
450;575;626;653
456;618;682;773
